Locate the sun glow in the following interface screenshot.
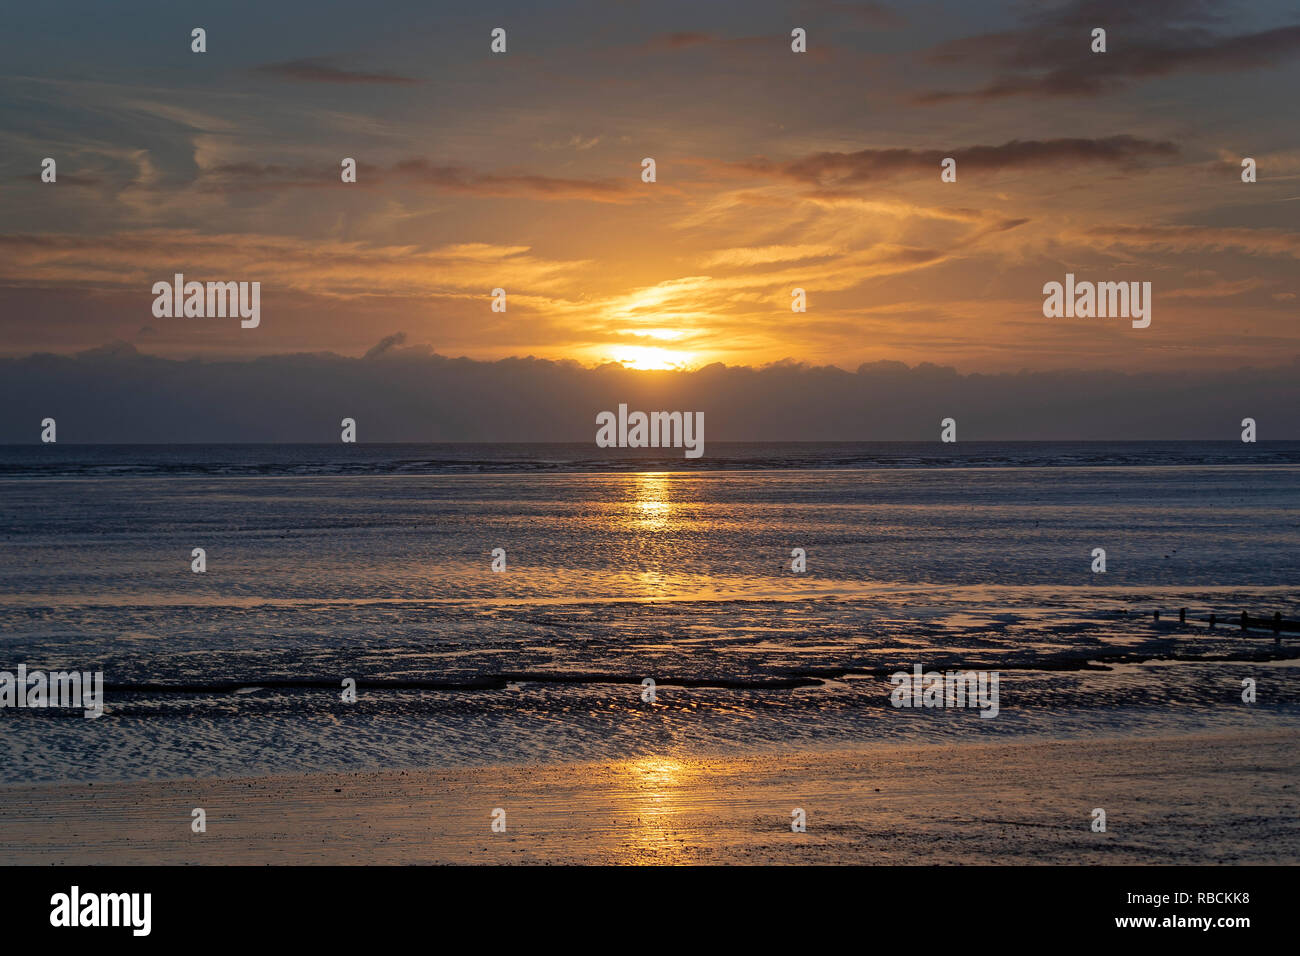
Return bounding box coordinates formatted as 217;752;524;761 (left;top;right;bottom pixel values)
605;345;694;370
633;472;671;519
631;328;687;341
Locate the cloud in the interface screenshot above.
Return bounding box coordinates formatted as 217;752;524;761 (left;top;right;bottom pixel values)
185;158;635;203
701;244;842;267
539;134;602;152
363;332;408;358
916;5;1300;104
254;58;420;85
1164;278;1273;299
1;346;1295;442
725;136;1178;188
194;161;370;192
1078;224;1300;259
0;231;590;298
388;159;635;203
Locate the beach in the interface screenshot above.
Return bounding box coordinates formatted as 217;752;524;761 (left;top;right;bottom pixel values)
2;445;1297;865
3;448;1299;784
3;731;1296;865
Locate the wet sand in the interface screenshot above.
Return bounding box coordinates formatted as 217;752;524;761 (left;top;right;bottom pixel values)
2;731;1296;865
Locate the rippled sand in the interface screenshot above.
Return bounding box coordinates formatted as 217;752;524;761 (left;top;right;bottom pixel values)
2;731;1296;865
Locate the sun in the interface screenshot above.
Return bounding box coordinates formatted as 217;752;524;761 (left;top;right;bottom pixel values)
605;344;694;371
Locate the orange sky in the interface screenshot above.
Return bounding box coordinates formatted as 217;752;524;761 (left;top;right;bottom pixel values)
1;0;1297;373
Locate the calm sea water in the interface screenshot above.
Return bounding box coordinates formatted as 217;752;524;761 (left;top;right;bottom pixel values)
2;443;1298;782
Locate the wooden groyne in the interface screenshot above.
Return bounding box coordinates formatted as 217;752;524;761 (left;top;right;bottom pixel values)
1150;608;1299;635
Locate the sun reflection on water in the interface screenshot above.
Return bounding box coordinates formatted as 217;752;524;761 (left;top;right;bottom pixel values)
630;756;685;789
623;757;689;858
630;472;672;528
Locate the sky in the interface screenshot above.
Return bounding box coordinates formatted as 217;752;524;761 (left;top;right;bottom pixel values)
1;0;1297;383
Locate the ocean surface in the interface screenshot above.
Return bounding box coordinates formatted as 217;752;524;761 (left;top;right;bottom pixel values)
2;442;1298;782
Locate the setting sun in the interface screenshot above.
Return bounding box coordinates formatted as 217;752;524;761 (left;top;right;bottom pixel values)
603;345;695;371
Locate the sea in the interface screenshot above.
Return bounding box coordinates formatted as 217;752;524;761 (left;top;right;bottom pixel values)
2;441;1298;782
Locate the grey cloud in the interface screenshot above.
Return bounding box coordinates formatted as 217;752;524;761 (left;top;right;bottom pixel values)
916;1;1300;103
1;346;1296;442
254;58;420;85
731;136;1178;188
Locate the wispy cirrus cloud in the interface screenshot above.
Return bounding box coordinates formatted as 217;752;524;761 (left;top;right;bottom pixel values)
254;57;420;85
388;159;636;203
721;136;1178;188
1078;224;1300;259
187;158;637;203
1164;277;1274;299
0;231;590;298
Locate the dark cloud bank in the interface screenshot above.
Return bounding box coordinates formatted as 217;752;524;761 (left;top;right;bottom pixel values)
1;344;1296;442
